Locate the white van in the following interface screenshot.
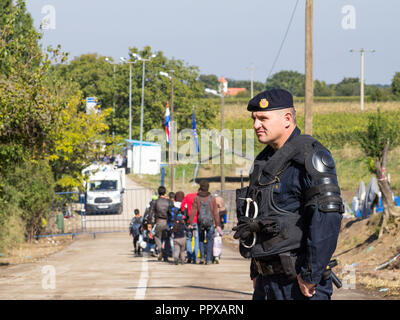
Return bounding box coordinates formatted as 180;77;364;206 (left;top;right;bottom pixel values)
82;163;126;215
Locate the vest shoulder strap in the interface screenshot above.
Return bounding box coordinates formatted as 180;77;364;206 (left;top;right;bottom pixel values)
261;134;317;178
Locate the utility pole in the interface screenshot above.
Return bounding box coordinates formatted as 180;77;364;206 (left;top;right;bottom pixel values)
169;70;175;192
249;64;255;98
350;49;375;111
304;0;313;135
220;81;225;194
112;64;116;141
139;59;145;174
105;58;117;141
129;62;132;140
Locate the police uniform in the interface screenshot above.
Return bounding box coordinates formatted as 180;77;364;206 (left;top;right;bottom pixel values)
233;89;344;300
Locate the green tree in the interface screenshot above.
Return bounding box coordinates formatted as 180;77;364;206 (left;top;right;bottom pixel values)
55;46;218;141
0;0;56;171
358;109;400;238
52;53;115;112
1;161;55;240
0;0;42;77
0;0;57;242
366;86;387;102
266;70;305;97
334;77;360;96
390;72;400;99
314;80;334;96
46;92;112;190
0;0;112;243
199;74;219;90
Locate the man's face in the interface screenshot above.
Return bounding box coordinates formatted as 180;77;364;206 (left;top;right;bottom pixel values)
252;110;286;145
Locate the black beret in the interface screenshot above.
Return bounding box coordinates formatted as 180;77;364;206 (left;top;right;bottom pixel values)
247;88;294;112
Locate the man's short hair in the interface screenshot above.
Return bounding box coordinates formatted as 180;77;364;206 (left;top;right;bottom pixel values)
158;186;166;196
174;191;185;202
284;107;297;124
168;192;175;199
199;180;209;192
134;209;140;215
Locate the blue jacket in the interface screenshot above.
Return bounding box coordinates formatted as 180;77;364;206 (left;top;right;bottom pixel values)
250;127;342;285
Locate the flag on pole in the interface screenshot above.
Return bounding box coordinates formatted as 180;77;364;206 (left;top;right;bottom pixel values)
165;101;170;144
192;105;200;154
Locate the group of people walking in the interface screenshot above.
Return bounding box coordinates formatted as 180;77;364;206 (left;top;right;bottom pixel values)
129;180;226;265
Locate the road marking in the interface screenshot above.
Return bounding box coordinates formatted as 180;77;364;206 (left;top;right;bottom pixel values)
134;256;149;300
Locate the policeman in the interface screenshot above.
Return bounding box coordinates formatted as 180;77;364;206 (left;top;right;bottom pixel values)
233;88;343;300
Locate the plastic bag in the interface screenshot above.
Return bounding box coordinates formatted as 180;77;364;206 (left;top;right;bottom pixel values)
213;233;222;257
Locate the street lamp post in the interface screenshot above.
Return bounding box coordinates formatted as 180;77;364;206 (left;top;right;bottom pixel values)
105;58;118;140
131;53;156;175
119;57;133;141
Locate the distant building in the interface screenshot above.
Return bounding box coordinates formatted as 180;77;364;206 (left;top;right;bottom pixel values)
219;77;247;97
125;139;161;175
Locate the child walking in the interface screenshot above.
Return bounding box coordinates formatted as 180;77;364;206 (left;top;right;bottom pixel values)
172;213;187;265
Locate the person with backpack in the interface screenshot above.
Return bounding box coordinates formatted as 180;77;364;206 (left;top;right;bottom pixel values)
143;194;158;227
189;180;223;265
168;191;185;229
167;191;185;258
129;209;143;256
181;192;199;264
149;186;174;262
172;212;187;265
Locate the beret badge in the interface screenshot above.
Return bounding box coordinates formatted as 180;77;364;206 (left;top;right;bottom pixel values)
259;98;269;109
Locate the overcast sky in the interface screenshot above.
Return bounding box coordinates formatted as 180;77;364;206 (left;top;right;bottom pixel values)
25;0;400;85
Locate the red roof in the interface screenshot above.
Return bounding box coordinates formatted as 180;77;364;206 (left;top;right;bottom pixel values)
226;88;247;96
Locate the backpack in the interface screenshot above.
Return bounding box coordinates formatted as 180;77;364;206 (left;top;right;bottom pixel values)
130;217;142;237
168;206;181;229
131;223;141;237
197;196;214;228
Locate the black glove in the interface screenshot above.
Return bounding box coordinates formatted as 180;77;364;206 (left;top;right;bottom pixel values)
232;216;260;241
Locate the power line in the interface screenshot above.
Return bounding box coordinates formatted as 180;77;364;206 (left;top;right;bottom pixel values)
267;0;300;81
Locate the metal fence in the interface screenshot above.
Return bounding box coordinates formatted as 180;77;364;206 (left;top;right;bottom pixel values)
39;188;155;238
220;190;237;232
40;188;237;238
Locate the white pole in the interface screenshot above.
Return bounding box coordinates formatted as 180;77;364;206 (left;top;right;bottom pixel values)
350;48;375;111
139;60;145;175
360;50;365;111
129;63;132;140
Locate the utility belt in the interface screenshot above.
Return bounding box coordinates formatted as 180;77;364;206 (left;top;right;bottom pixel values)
255;255;343;288
254;252;299;281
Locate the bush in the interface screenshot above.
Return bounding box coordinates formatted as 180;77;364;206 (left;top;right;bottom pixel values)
0;212;25;253
0;160;55;241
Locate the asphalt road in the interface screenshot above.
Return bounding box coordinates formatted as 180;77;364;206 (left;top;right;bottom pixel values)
0;233;253;300
0;231;384;300
0;176;384;300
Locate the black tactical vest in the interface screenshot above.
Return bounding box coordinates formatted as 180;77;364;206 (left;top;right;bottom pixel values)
236;134;344;260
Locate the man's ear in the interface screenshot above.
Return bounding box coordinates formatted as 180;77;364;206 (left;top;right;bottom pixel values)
283;111;292;128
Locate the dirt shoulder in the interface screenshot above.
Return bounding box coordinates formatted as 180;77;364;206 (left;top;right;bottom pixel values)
0;235;75;267
222;231;397;300
333;216;400;298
